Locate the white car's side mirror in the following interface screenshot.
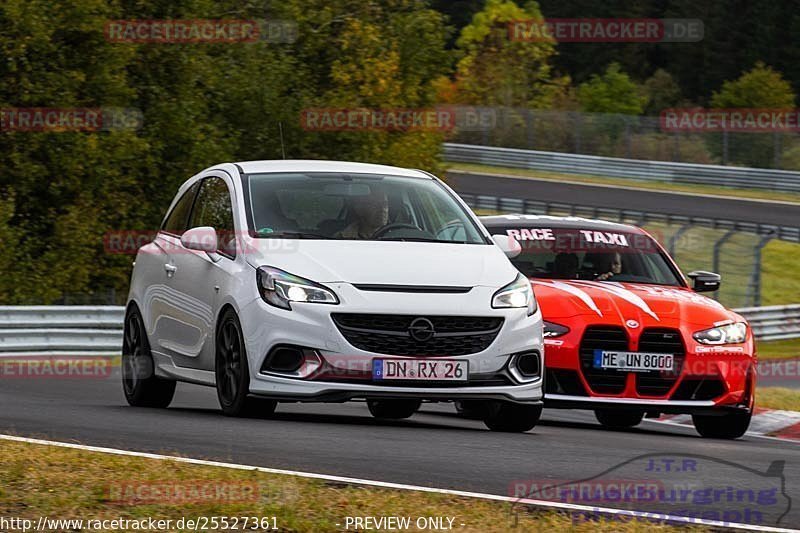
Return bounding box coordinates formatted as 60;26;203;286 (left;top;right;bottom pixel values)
492;234;522;259
180;226;220;261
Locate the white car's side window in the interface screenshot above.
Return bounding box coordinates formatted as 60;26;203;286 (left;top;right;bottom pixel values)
189;177;237;258
161;181;201;235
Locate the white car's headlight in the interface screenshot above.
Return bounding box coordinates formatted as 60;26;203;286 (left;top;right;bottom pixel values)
492;274;537;316
256;266;339;310
693;322;747;345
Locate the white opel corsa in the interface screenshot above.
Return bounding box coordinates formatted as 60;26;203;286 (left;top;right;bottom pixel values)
123;160;544;431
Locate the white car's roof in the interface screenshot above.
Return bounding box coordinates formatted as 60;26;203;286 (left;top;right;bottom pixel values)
232;159;432;178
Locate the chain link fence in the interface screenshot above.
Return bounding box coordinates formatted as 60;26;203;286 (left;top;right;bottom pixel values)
462;193;795;309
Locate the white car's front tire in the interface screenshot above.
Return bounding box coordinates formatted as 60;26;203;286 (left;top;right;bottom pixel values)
215;309;277;418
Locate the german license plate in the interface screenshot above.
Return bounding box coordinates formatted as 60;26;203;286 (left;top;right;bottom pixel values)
372;359;468;381
593;350;674;372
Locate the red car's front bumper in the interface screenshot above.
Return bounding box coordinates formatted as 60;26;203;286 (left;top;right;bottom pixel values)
542;323;756;415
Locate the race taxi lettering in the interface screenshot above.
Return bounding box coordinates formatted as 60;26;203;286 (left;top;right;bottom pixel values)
579;230;629;246
505;228;555;241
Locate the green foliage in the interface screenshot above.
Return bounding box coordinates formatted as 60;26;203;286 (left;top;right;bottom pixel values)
577;63;646;115
707;62;796;168
453;0;569;108
711;62;796;108
642;69;682;115
0;0;452;304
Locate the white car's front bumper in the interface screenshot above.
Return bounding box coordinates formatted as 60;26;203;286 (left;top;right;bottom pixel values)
238;283;544;403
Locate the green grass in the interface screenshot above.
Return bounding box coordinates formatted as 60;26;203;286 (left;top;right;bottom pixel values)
757;339;800;360
761;240;800;306
0;439;699;533
447;162;800;204
757;387;800;411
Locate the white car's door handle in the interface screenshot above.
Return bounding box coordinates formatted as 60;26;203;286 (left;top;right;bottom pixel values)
164;263;177;277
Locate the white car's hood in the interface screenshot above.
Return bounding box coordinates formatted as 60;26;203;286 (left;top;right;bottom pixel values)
245;240;518;287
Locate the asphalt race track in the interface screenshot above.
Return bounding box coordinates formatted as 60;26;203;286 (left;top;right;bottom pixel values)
446;170;800;229
1;369;798;529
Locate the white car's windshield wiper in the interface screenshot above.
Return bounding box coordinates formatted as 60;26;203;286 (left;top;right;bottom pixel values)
377;237;473;243
257;231;334;239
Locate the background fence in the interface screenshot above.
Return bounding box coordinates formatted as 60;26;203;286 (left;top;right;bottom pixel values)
0;303;797;358
444;143;800;194
449;107;800;171
461;193;794;308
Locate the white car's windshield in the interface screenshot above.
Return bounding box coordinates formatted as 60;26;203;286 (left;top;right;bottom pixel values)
500;226;683;286
247;172;488;243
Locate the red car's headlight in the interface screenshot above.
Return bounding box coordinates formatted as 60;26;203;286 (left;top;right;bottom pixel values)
693;322;747;345
543;321;569;338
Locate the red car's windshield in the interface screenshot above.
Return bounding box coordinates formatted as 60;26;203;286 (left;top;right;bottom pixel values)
500;226;684;286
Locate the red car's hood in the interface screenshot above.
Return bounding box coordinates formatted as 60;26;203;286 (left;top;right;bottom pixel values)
532;279;742;327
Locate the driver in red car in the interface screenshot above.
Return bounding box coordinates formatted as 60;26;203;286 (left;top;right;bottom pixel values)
594;251;623;281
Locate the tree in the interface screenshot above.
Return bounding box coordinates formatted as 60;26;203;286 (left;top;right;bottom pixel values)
643;69;682;115
708;62;796;168
0;0;454;304
577;63;646;115
711;62;795;108
453;0;569;108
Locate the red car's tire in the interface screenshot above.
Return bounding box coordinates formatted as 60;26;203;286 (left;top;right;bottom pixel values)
692;411;751;439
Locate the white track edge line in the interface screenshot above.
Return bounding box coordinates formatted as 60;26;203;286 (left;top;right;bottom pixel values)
0;434;796;533
450;169;800;206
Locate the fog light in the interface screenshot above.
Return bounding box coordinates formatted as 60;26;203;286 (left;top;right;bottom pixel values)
261;345;322;378
508;351;541;383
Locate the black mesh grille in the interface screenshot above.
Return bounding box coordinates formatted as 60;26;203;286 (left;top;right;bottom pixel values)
635;328;685;396
579;326;629;394
670;377;726;401
545;369;588;396
330;314;503;356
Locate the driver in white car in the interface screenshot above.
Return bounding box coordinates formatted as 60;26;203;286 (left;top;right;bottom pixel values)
336;188;390;239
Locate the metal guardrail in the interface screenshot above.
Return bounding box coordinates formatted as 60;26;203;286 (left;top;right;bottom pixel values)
0;306;124;356
443;142;800;194
459;192;800;243
0;305;797;357
736;304;800;342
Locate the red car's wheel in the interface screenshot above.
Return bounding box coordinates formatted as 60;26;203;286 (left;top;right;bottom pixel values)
692;411;751;439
